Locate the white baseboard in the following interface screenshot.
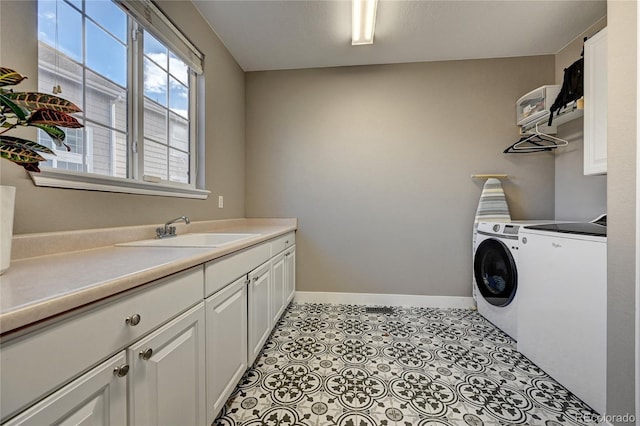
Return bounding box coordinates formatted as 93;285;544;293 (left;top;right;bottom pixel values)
294;291;476;309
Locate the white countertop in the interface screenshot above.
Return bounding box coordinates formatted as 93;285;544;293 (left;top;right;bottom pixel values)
0;219;296;336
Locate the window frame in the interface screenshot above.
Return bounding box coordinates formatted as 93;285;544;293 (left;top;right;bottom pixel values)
32;0;208;199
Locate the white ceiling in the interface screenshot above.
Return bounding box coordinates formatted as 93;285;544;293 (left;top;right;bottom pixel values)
192;0;606;72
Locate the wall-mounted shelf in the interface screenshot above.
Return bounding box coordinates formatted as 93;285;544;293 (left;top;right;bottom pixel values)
471;174;508;180
520;102;584;135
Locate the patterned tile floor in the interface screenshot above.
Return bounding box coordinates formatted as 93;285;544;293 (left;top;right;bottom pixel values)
214;303;600;426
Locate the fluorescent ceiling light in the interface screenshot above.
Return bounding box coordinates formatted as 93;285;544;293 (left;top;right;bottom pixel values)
352;0;378;45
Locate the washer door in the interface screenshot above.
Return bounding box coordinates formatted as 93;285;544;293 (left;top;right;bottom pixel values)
474;238;517;307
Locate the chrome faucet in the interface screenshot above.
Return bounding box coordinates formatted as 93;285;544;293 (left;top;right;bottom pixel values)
156;216;190;239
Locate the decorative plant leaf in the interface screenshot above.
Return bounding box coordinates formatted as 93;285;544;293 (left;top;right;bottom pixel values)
0;140;46;164
0;149;44;164
0;68;27;87
15;162;41;172
30;123;66;146
6;92;82;114
28;108;83;128
0;93;26;121
15;162;40;172
0;135;55;155
1;69;78;173
1;105;13;116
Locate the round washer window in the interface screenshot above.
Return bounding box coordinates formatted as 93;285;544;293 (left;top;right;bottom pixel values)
473;239;517;307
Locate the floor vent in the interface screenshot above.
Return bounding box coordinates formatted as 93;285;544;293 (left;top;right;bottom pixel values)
365;307;395;314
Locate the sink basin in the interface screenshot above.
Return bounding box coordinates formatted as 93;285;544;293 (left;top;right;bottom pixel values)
118;233;260;248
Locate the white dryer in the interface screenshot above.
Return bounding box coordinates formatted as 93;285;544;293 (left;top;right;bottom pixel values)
517;220;606;414
473;220;559;340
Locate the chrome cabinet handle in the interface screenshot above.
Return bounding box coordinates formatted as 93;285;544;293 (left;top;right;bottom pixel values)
285;240;289;244
252;276;259;282
113;364;130;377
125;314;141;326
139;348;153;361
244;279;250;285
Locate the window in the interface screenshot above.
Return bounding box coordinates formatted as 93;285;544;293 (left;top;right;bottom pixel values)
36;0;207;198
142;31;191;184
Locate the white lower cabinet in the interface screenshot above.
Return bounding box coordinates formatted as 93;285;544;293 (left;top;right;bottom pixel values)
284;246;296;304
205;233;295;421
270;252;286;327
2;232;296;426
5;303;206;426
247;261;272;366
205;277;248;424
4;352;128;426
128;303;206;426
0;267;203;423
270;238;296;328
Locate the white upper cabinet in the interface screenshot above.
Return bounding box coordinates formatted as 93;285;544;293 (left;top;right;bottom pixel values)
583;27;608;175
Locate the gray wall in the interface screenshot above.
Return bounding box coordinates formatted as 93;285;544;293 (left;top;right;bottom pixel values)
554;18;608;221
245;57;556;296
607;1;637;422
0;0;246;234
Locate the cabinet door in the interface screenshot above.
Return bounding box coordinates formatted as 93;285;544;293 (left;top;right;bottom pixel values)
284;246;296;304
4;352;127;426
205;276;247;424
128;303;205;426
247;261;271;366
270;252;286;327
584;27;608;175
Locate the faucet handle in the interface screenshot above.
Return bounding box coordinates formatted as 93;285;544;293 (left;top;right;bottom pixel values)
155;226;176;239
156;216;189;239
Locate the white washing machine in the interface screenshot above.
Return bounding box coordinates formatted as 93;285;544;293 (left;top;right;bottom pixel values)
473;220;560;340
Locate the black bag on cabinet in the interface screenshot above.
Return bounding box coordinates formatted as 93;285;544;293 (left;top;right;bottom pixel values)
548;56;584;126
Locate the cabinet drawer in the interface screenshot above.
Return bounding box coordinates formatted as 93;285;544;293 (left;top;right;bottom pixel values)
205;243;270;297
0;266;203;422
270;232;295;256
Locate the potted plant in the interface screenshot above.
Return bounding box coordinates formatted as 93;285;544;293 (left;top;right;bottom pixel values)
0;67;83;274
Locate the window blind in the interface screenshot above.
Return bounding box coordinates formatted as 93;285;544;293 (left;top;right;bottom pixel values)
114;0;204;74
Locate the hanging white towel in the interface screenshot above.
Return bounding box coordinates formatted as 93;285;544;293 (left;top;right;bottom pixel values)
472;178;511;292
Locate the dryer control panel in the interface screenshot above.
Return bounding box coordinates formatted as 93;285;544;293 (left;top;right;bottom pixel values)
502;224;520;235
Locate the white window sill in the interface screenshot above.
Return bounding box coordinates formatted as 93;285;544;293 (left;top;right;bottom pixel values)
30;168;210;200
